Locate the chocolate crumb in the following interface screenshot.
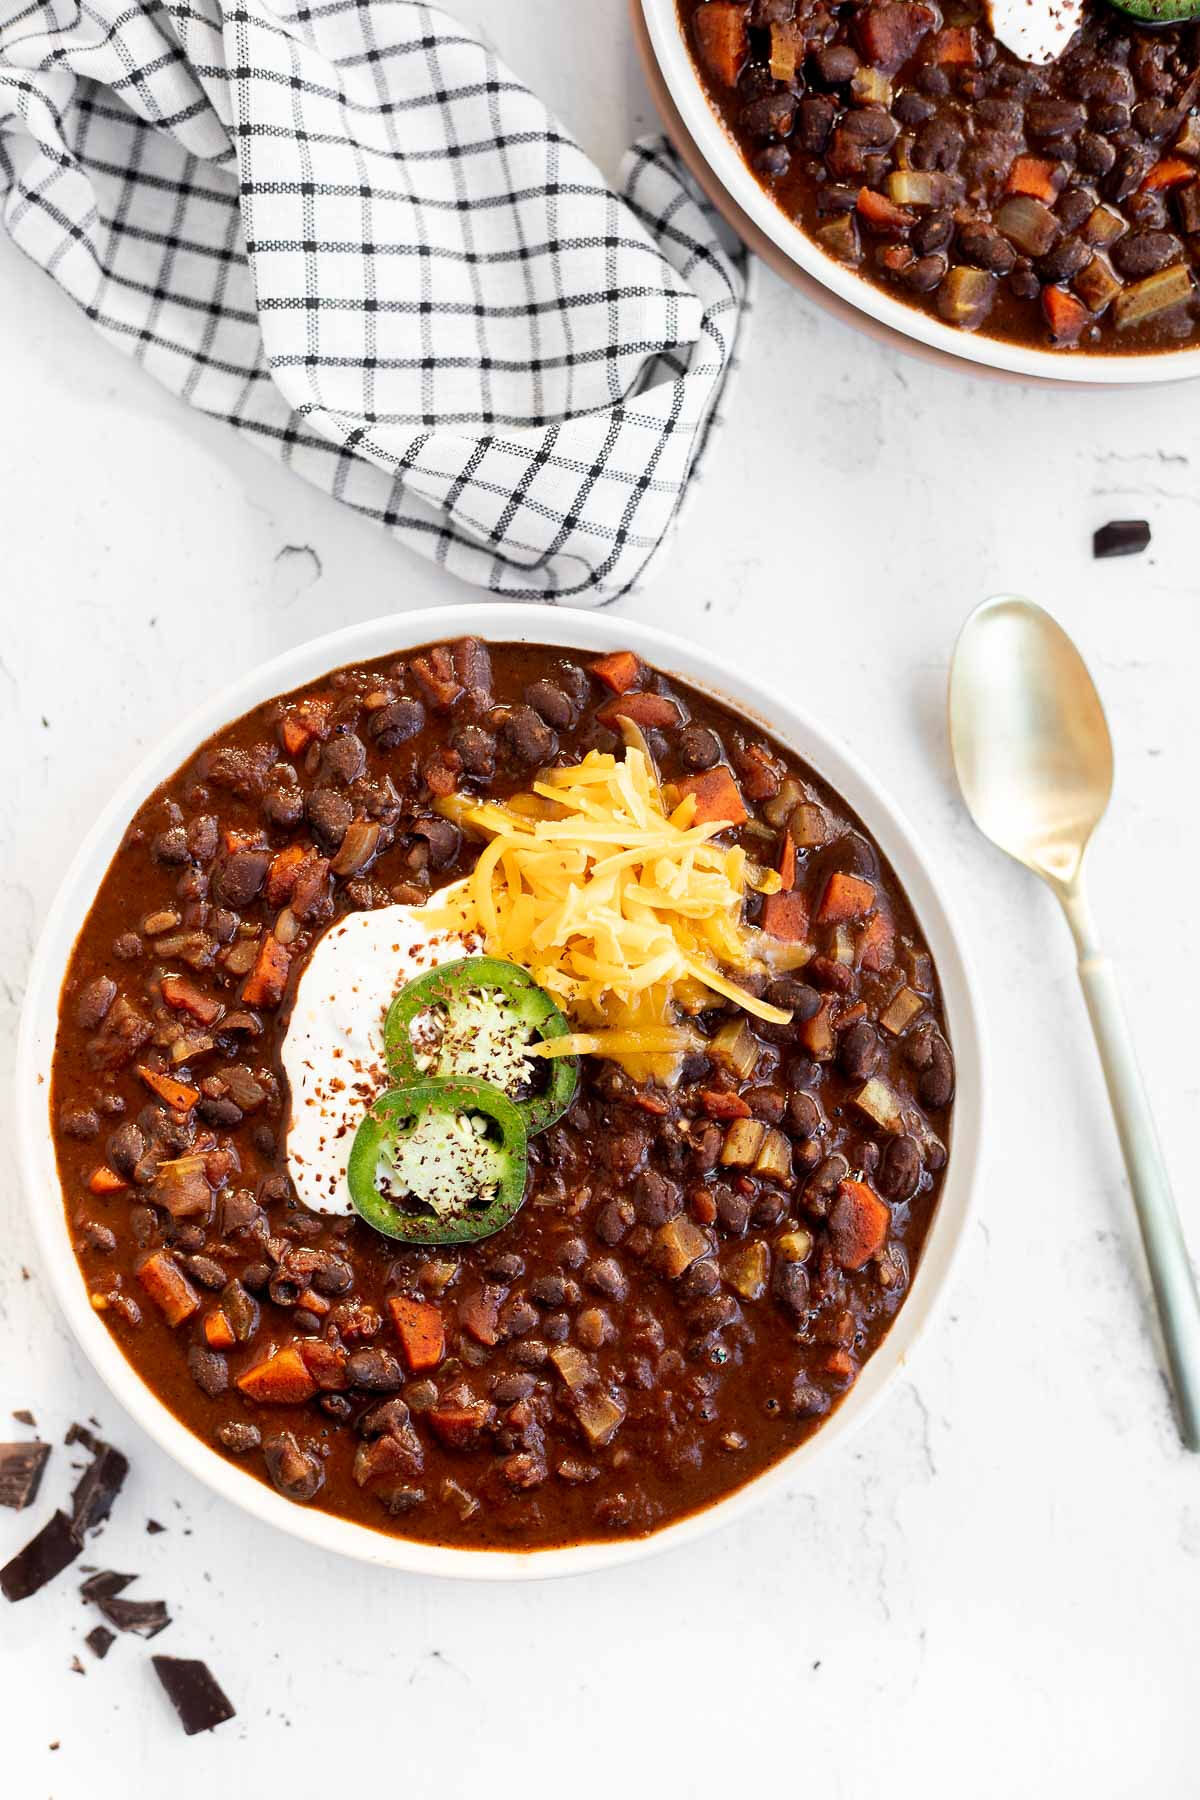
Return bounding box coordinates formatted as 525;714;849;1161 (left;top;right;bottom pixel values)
12;1410;36;1427
86;1625;116;1659
0;1441;51;1510
80;1569;135;1602
71;1655;86;1675
69;1436;129;1536
1093;519;1150;559
152;1656;236;1735
146;1519;166;1535
1;1511;83;1602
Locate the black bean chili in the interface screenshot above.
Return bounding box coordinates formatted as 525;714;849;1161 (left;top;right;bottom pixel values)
51;639;955;1550
680;0;1200;351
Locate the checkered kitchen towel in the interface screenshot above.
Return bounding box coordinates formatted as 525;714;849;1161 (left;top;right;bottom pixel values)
0;0;748;602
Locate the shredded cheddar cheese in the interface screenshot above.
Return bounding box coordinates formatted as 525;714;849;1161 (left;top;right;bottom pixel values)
429;745;804;1085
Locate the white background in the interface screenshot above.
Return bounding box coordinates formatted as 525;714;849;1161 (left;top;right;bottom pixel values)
2;1;1198;1793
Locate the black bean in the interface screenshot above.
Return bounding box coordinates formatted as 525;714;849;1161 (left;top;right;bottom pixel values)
152;826;190;865
213;850;270;908
816;45;860;85
839;1021;881;1081
1111;230;1182;279
901;254;948;293
262;1433;323;1502
183;1255;226;1290
878;1135;922;1201
1036;234;1091;282
843;107;899;150
1026;98;1085;141
765;977;820;1020
109;1121;147;1178
595;1199;634;1245
369;698;425;749
60;1103;100;1139
306;789;353;850
633;1170;683;1226
261;766;303;828
774;1262;810;1315
958;222;1017;274
76;976;117;1030
586;1258;629;1302
740;93;797;140
1078;132;1117;177
798;95;839;153
503;706;557;765
913;210;954;254
689;1294;739;1335
525;680;575;730
919;1036;956;1109
791;1378;830;1418
187;1346;228;1398
319;732;366;785
347;1348;405;1391
753;143;791;179
450;723;496;778
80;1222;117;1252
714;1185;751;1236
913;117;964;170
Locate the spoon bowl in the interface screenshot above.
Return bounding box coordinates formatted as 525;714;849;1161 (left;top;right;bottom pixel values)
948;595;1113;894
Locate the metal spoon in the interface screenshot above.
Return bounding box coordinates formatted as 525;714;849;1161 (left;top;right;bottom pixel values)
949;595;1200;1450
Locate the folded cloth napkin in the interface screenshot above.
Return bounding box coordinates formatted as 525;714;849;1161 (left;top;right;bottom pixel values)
0;0;748;602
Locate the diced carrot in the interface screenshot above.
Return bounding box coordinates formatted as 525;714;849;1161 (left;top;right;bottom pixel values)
241;936;291;1008
1042;283;1090;344
296;1287;330;1317
802;998;836;1059
761;890;809;942
835;1001;869;1027
824;1348;856;1381
934;25;978;63
692;1;748;88
858;911;895;972
856;186;915;233
674;765;748;828
458;1287;501;1348
159;974;223;1027
298;1339;349;1391
691;1187;718;1225
222;828;267;854
628;1090;670;1117
204;1310;237;1350
700;1088;752;1120
265;844;308;907
137;1250;200;1327
816;872;876;924
1142;158;1195;191
87;1166;127;1195
235;1344;317;1404
387;1295;446;1372
1005;156;1059;202
589;650;643;695
829;1178;891;1270
428;1404;487;1449
280;695;332;754
136;1065;200;1112
778;833;796;891
595;692;681;730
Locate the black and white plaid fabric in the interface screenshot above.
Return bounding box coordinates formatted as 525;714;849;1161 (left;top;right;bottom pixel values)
0;0;748;602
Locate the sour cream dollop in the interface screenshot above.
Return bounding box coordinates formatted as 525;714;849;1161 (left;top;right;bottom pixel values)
984;0;1084;66
281;886;481;1217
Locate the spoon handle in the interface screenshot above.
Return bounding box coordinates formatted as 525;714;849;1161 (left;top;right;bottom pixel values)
1062;885;1200;1451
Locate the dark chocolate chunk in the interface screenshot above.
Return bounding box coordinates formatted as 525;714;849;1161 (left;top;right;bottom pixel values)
0;1441;51;1511
152;1656;236;1735
65;1423;102;1454
1;1511;83;1602
99;1593;171;1639
1093;519;1150;559
146;1519;166;1535
85;1625;116;1659
12;1409;35;1427
79;1569;135;1602
71;1655;86;1675
69;1439;129;1536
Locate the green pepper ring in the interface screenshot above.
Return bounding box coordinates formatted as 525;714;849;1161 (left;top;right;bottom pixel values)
1106;0;1200;21
347;1077;529;1245
383;956;579;1135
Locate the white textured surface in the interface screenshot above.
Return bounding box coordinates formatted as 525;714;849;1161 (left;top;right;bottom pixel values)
1;1;1198;1792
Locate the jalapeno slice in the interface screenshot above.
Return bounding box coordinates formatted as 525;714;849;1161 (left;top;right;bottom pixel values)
383;957;578;1134
347;1078;528;1245
1106;0;1200;20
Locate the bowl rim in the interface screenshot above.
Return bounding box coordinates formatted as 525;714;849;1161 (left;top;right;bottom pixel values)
16;601;985;1581
640;0;1200;387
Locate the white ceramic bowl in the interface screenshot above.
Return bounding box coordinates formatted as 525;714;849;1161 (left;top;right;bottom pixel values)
640;0;1200;386
16;603;984;1580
